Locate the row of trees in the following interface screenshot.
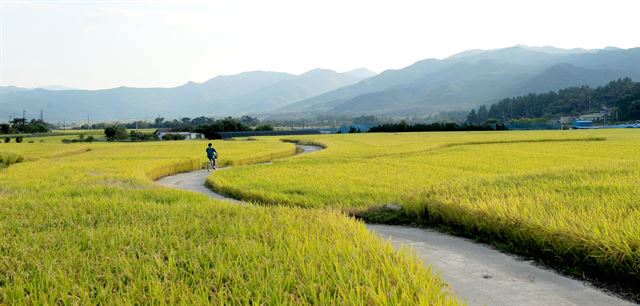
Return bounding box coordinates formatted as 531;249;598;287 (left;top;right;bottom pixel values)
466;78;640;125
194;117;274;139
103;126;157;141
0;118;50;134
369;121;507;133
101;117;276;141
84;115;269;131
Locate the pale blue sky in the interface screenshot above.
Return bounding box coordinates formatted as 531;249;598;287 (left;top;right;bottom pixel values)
1;0;639;89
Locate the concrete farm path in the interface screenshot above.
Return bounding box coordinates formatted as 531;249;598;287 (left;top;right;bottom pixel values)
155;144;634;306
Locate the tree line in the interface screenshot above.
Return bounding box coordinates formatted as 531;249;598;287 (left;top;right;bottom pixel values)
83;115;271;131
466;78;640;125
101;116;276;141
369;121;507;133
0;118;50;134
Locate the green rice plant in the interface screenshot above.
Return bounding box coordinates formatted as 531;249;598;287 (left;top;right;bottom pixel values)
0;152;24;168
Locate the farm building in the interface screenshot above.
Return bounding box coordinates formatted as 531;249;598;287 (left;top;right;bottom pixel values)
571;120;594;129
339;124;374;133
155;129;205;140
578;112;608;121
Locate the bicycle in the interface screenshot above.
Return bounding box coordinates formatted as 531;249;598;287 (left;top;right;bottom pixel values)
207;152;218;172
207;154;218;172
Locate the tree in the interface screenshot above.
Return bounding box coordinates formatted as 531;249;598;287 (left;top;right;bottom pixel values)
130;131;154;141
254;124;274;131
154;117;165;127
0;123;11;134
468;78;640;123
162;134;186;141
353;115;378;125
221;117;251;132
104;126;116;139
191;116;213;126
477;105;488;124
240;115;260;126
104;125;128;141
466;109;478;124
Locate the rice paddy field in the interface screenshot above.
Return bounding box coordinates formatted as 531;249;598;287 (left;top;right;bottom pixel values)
0;139;458;304
210;130;640;287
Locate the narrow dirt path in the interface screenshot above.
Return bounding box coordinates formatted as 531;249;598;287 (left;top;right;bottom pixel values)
155;144;634;306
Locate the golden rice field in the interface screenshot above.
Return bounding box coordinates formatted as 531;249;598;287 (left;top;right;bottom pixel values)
210;130;640;284
0;139;459;304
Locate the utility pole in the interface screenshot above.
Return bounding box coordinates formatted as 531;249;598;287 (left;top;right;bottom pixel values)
63;119;66;131
22;109;26;132
87;114;90;129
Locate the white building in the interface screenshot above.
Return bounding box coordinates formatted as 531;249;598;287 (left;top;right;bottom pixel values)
155;129;205;140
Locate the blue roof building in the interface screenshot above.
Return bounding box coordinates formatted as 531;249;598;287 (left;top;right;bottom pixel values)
338;124;373;133
571;120;594;129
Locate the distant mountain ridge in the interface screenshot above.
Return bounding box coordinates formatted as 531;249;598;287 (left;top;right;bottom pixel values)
273;46;640;118
3;45;640;122
0;68;374;121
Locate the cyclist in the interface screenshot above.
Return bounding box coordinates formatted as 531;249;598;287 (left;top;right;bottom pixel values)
206;143;218;171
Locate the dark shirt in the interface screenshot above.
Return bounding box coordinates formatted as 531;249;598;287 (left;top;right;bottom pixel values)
206;147;217;159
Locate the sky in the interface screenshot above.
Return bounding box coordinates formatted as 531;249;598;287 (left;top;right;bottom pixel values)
1;0;639;90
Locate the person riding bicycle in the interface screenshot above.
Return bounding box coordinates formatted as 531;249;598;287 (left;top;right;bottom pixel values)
206;143;218;167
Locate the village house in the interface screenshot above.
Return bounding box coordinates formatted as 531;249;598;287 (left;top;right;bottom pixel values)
155;128;205;140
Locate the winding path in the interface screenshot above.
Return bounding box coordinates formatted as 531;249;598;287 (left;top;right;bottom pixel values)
156;144;634;306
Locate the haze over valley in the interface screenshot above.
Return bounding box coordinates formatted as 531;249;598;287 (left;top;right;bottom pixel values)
2;46;639;122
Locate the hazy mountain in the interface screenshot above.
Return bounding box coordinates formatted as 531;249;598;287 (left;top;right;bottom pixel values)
4;45;640;122
0;71;294;121
563;47;640;71
507;63;640;96
274;46;640;117
345;68;377;79
36;85;78;91
276;59;448;114
330;60;537;115
0;86;28;94
0;69;369;121
515;45;593;55
228;69;368;113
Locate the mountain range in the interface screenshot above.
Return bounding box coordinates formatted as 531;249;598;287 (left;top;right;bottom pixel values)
2;45;640;122
0;69;375;122
273;46;640;118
